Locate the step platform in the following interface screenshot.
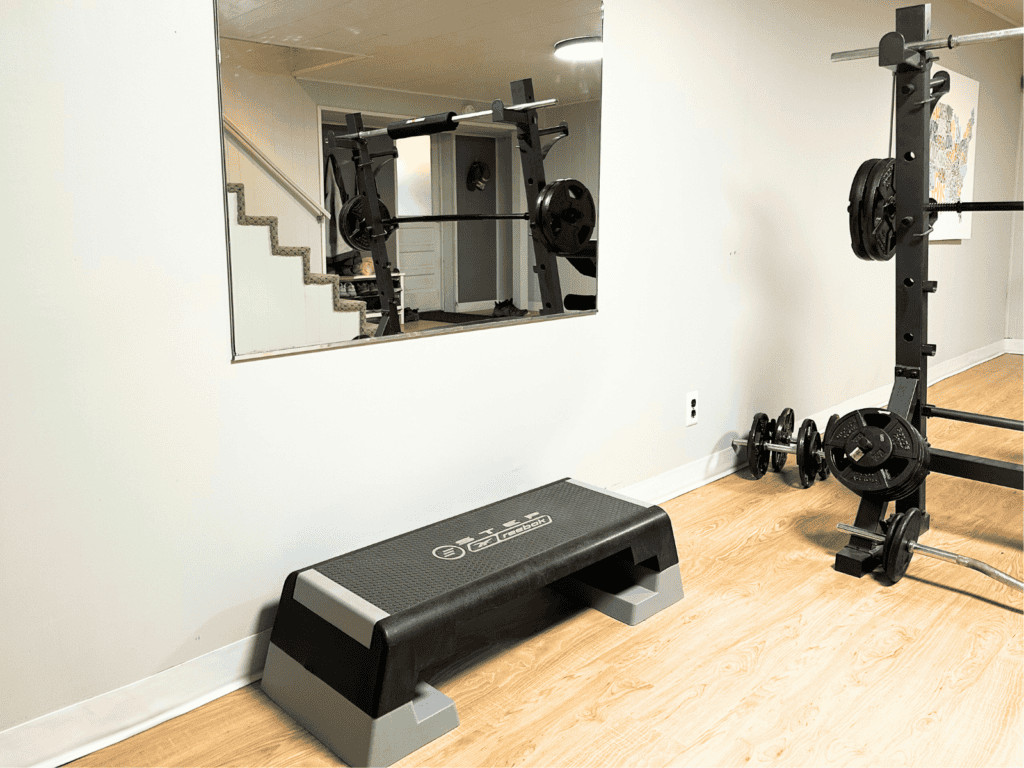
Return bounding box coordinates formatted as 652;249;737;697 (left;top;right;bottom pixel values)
262;478;683;766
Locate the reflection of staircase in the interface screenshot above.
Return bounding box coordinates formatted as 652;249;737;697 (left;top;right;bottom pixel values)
227;183;370;356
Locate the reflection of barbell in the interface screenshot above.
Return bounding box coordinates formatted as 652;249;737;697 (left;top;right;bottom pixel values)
339;178;596;255
838;509;1023;591
732;409;836;489
332;98;558;142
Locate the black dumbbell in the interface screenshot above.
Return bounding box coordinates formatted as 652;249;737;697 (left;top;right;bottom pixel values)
733;409;836;488
838;510;1023;590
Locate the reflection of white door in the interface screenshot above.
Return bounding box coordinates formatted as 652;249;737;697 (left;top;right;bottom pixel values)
398;224;441;310
394;135;440;310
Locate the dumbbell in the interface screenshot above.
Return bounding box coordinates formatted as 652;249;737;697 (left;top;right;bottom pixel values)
838;509;1023;591
732;409;838;488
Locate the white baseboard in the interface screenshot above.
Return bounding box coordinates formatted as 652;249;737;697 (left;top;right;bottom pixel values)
617;449;743;505
619;339;1020;505
0;630;271;768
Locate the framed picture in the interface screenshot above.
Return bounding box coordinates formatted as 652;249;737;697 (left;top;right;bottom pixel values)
930;67;980;241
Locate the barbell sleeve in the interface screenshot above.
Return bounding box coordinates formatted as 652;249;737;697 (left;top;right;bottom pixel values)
831;26;1023;62
836;523;1023;592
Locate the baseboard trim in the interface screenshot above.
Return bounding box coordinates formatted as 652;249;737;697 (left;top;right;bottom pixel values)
619;340;1020;505
0;630;271;768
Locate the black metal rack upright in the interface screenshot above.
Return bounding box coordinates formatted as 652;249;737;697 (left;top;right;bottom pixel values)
833;4;1024;578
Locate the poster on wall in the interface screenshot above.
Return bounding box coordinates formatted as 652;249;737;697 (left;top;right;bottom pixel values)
930;67;980;241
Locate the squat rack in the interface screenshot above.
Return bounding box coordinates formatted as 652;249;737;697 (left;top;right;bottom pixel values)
329;78;596;337
830;4;1024;578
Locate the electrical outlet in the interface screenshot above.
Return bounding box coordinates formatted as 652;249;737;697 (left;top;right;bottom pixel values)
685;390;699;426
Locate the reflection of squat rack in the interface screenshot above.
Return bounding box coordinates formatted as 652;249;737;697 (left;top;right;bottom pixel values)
827;5;1023;582
328;78;598;338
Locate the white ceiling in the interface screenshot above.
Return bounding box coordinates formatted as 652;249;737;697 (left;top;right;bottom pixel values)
218;0;603;106
965;0;1022;25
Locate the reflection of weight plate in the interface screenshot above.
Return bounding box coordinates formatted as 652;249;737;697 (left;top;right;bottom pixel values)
823;408;929;501
340;196;396;252
536;179;595;255
747;412;771;480
772;408;795;473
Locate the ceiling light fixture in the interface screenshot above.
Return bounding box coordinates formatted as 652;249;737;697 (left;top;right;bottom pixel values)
553;36;603;62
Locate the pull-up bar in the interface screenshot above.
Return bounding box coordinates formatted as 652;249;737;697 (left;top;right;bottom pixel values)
334;98;558;142
831;26;1022;62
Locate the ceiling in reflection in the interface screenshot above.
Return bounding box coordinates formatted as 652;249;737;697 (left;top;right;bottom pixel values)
218;0;603;104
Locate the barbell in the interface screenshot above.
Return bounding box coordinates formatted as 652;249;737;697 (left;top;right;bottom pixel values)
338;178;596;256
838;509;1022;591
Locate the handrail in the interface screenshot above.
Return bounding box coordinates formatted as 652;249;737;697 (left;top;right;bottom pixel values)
222;115;331;222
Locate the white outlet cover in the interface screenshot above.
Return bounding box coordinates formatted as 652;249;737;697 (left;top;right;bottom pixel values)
685;390;699;426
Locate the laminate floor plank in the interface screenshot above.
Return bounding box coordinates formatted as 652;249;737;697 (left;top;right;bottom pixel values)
68;354;1023;768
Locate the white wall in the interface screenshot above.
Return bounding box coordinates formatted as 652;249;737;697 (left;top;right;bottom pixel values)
0;0;1020;746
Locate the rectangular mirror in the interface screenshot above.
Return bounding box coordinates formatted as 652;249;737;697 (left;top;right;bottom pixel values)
217;0;602;358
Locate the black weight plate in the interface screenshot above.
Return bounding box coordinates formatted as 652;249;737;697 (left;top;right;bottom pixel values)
861;158;896;261
818;414;839;481
772;408;795;473
536;179;596;255
747;412;771;480
848;159;877;260
340;196;396;252
796;418;818;489
823;408;929;501
883;508;921;583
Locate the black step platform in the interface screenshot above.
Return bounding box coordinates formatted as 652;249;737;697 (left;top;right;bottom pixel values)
262;478;683;766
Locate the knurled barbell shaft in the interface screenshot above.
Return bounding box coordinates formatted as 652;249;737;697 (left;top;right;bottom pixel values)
836;523;1024;592
924;201;1023;213
831;27;1023;62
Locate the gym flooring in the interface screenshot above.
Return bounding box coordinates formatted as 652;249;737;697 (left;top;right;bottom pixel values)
69;354;1022;768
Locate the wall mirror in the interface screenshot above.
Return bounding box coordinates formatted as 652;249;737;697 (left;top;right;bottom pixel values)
217;0;602;359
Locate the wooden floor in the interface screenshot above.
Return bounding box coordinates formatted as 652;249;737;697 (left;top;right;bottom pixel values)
70;355;1023;768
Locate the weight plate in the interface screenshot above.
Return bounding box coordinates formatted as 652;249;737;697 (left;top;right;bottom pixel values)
536;179;596;255
747;412;771;480
861;158;897;261
823;408;930;501
796;418;818;489
772;408;795;473
848;159;876;260
339;195;396;252
883;507;922;583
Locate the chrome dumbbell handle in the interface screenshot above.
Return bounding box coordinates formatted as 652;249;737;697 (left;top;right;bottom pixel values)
837;523;1023;592
732;438;825;460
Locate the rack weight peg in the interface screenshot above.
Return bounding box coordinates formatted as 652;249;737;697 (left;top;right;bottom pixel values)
732;410;834;488
838;510;1023;591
